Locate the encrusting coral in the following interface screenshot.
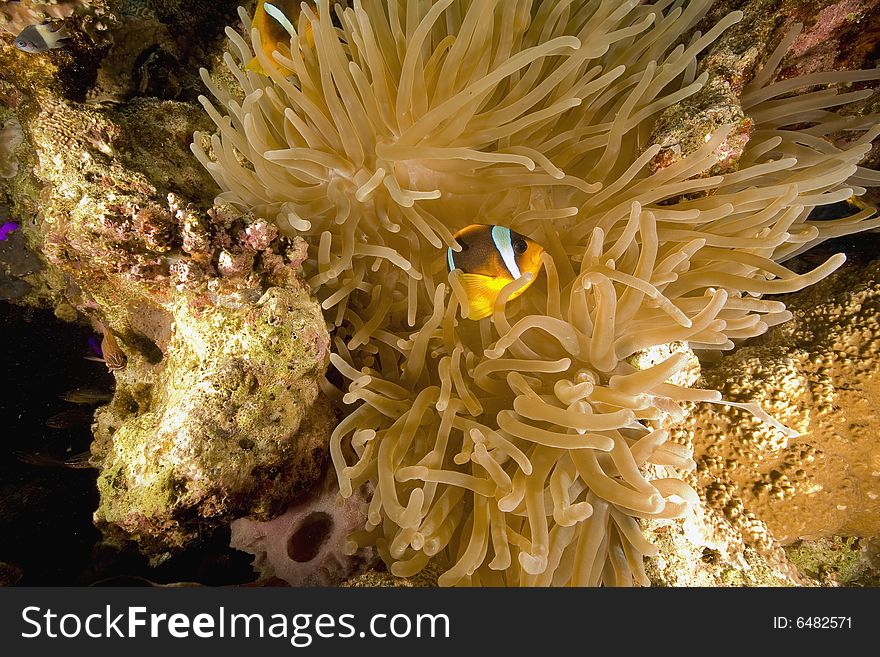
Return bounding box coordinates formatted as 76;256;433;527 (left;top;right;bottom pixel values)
230;475;375;585
0;1;83;35
678;251;880;552
190;0;879;586
0;0;113;46
0;116;22;178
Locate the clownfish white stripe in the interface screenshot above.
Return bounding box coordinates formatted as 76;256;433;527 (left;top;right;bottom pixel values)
492;225;521;279
264;2;297;38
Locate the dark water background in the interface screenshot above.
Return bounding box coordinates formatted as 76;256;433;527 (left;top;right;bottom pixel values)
0;304;253;586
0;305;103;584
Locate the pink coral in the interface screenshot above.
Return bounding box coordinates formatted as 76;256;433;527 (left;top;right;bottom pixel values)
241;219;278;252
230;482;375;586
169;257;204;289
216;248;253;277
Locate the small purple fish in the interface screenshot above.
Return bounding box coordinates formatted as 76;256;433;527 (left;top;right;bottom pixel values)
0;222;18;241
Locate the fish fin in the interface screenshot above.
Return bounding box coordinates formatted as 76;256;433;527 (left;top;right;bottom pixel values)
851;195;877;215
64;451;96;469
45;26;70;49
246;50;294;77
457;273;509;320
245;58;268;75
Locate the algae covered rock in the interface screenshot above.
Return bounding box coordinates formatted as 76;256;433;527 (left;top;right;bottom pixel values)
0;10;335;560
93;283;332;558
649;0;880;177
644;506;801;587
786;536;880;586
342;562;444;588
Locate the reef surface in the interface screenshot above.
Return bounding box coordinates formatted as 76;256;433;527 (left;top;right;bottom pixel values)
0;0;878;586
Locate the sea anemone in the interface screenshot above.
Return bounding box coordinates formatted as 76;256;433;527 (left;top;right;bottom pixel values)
193;0;880;586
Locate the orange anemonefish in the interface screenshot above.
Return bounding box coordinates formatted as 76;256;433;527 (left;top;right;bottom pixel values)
447;224;544;320
247;0;314;76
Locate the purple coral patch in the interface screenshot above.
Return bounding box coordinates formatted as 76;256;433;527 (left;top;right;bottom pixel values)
0;221;19;241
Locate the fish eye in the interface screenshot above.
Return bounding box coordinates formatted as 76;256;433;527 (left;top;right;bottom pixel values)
513;239;528;254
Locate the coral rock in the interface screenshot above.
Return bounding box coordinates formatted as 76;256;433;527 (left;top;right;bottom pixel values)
644;503;801;587
92;282;332;558
676;256;880;561
0;1;83;36
1;67;334;558
0;117;23;178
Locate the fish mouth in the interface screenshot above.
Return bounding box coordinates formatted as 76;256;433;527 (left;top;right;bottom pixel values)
530;249;546;271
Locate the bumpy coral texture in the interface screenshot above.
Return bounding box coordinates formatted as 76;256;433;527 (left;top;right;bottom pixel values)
679;254;880;550
0;0;79;34
195;0;880;586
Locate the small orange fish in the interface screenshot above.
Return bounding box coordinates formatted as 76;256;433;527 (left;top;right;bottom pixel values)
447;224;544;320
247;0;314;76
84;320;127;371
100;329;127;371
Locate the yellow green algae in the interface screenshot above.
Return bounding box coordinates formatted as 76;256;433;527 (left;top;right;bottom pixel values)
93;284;333;558
644;512;802;587
786;537;880;586
343;562;444;588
